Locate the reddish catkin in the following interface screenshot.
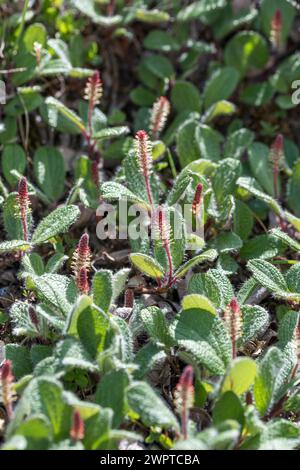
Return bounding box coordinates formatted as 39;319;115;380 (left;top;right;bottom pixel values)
135;130;154;209
84;71;103;135
28;305;39;329
91;159;99;187
70;409;85;441
77;266;89;294
124;288;134;309
17;176;30;243
1;360;14;420
224;298;242;359
156;206;173;286
72;233;91;276
33;41;42;66
150;96;170;139
192;183;203;217
271;9;283;50
174;366;194;440
270;134;284;199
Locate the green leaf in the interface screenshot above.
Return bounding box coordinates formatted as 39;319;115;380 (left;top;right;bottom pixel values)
287;161;300;217
0;239;31;253
23;23;47;51
188;272;223;308
100;181;149;207
135;8;170;24
222;358;257;396
143;30;179;52
254;347;292;416
209;269;235;307
240;305;270;345
92;270;113;313
9;377;72;440
248;142;277;196
71;0;122;26
167;171;192;206
211;231;243;253
112;268;130;302
247;259;288;295
127;382;179;430
213;391;245;427
224;31;269;76
93;126;129;141
182;294;217;315
203;100;236;123
5;344;32;379
171;80;202;113
176;120;201;168
31;205;80;244
172;308;232;374
64;295;93;336
204;67;240;109
130;253;165;279
130;86;156;107
54;337;98;373
177;0;226;22
277;310;298;347
270;228;300;252
240;234;283;261
95;371;129;428
196;124;223;161
143;55;175;80
175;250;218;279
134;343;166;380
286;263;300;294
45;253;68;274
224;128;254;160
140;306;174;347
33;146;65;201
240;82;274;107
237;176;282;216
77;305;109;358
233;199;254;241
1;144;27;186
44;97;86;133
31;274;77;316
12;416;51;450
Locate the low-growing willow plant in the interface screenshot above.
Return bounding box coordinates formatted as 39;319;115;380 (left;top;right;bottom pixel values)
100;127;218;291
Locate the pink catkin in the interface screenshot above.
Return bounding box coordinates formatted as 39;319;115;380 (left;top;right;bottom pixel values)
70;409;85;441
192;183;203;217
1;360;14;420
150;97;170;139
175;366;194;440
84;71;102;135
224;298;242;359
17;177;30;242
271;9;283;50
72;233;91;276
157;206;173;286
77;266;89;294
135;130;154;209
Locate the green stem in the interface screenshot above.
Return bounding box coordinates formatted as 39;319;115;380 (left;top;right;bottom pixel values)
14;0;30;55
